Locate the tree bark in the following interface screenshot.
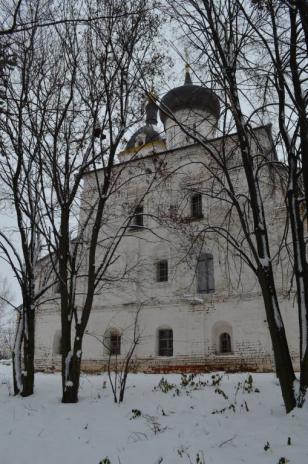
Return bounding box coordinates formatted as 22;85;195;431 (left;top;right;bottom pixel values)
12;312;23;395
20;307;35;396
62;325;83;404
258;269;296;413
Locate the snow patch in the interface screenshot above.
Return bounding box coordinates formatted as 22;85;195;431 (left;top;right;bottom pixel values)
183;294;204;304
0;366;307;464
259;257;270;267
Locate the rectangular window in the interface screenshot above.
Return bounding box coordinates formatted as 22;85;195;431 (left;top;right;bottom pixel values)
191;193;203;218
196;253;214;293
156;260;168;282
55;281;61;294
169;205;177;217
158;329;173;356
132;205;144;227
109;334;121;356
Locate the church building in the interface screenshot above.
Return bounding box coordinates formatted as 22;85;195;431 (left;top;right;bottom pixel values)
35;68;299;373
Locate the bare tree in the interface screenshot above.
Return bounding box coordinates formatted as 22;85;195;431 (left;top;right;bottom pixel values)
237;0;308;403
31;0;165;403
162;0;307;412
0;0;156;36
0;278;14;360
0;8;55;395
87;305;142;403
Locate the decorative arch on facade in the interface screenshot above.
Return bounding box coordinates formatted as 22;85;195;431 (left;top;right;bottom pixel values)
212;321;233;354
157;326;173;357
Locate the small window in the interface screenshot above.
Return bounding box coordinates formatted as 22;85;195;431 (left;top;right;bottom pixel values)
156;260;168;282
55;281;61;294
109;332;121;356
191;193;203;218
131;205;144;228
52;330;62;355
169;205;177;217
196;253;215;293
158;329;173;356
220;332;231;353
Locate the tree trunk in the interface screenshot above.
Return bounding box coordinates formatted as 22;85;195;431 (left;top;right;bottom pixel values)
12;311;23;395
20;307;35;397
258;269;296;413
61;325;83;403
288;5;308;396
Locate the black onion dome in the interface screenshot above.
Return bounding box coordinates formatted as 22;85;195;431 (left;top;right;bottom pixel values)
126;125;162;150
159;70;220;124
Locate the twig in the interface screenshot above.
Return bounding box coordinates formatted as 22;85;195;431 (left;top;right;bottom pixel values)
218;435;237;448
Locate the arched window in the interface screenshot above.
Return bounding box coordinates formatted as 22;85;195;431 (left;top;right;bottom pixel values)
158;328;173;356
52;330;62;355
105;330;121;356
191;193;203;218
220;332;232;353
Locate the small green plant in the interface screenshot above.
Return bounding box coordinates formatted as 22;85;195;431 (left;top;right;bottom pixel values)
196;452;205;464
264;441;270;451
234;374;260;394
242;374;260;393
214;387;229;400
144;414;166;435
180;373;198;388
176;447;205;463
177;447;185;457
211;373;223;386
99;458;111;464
211;403;236;414
180;373;208;390
154;377;176;393
242;400;249;412
130;408;142;419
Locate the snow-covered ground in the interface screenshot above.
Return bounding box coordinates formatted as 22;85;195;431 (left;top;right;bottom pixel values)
0;363;307;464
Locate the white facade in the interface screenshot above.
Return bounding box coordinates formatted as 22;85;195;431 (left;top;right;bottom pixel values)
35;80;300;373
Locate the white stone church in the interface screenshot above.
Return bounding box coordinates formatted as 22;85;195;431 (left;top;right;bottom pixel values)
35;69;300;373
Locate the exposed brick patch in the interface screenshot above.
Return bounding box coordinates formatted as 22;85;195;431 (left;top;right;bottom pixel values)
35;353;299;374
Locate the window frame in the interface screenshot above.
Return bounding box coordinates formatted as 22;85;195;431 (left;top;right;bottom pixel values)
52;330;62;355
191;193;203;219
130;204;144;229
109;332;121;356
158;328;173;357
219;332;232;354
156;260;168;282
196;253;215;294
